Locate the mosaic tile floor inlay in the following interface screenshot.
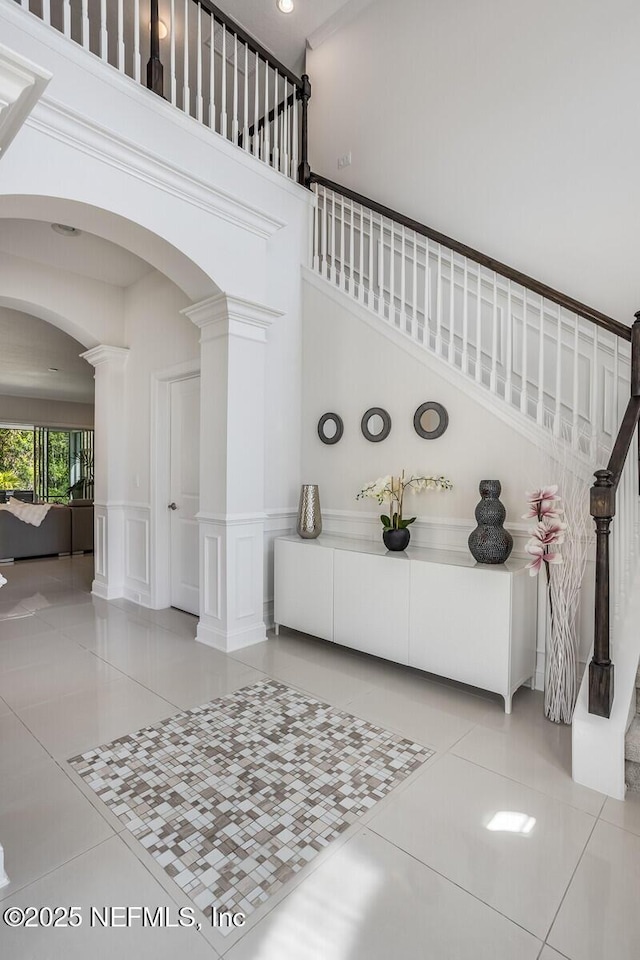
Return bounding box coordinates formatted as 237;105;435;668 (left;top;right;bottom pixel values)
69;679;432;932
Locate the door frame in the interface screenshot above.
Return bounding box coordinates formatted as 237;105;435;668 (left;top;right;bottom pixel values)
150;359;200;610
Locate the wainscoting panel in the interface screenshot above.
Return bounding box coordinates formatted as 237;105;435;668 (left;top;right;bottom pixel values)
123;506;151;606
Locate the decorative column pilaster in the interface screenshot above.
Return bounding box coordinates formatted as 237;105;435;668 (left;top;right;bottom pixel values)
182;293;282;652
81;345;129;600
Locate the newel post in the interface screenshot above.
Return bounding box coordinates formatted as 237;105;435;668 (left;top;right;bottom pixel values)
297;74;311;187
146;0;164;98
588;469;615;717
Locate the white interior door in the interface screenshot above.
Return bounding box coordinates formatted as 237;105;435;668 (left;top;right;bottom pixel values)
169;377;200;615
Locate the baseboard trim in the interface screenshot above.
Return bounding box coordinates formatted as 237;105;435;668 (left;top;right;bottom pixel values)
196;619;267;653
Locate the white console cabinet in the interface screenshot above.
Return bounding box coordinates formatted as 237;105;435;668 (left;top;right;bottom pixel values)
274;535;537;712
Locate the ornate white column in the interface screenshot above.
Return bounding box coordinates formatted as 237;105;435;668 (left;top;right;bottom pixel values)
183;293;282;652
81;345;129;600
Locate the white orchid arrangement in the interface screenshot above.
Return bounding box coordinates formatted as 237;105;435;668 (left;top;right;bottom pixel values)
357;470;453;531
523;485;566;579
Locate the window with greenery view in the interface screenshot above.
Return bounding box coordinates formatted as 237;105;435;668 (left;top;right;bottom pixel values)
0;426;94;503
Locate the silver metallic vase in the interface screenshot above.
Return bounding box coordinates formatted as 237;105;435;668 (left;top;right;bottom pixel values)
297;484;322;539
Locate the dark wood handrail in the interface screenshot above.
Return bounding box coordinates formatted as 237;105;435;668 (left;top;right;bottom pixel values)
588;316;640;718
195;0;304;89
309;172;631;344
605;396;640;492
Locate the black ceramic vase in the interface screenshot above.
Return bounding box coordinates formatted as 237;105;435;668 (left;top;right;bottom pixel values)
468;480;513;564
383;528;411;551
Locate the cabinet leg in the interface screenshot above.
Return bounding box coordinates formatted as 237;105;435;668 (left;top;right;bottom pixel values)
504;694;512;715
274;623;280;636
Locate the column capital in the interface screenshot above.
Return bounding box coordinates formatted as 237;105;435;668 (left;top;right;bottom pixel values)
81;345;130;368
181;293;283;344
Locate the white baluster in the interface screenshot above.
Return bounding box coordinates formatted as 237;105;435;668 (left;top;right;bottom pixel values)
389;220;395;324
339;197;346;291
242;44;249;150
253;51;260;155
272;69;279;171
505;280;513;404
292;85;299;178
193;6;202;121
183;0;190;116
331;190;336;284
349;199;355;297
400;225;406;328
220;24;227;138
262;62;269;161
312;184;319;271
134;0;142;84
448;253;455;364
63;0;71;37
435;245;442;354
590;326;600;458
520;290;529;415
536;299;546;426
613;333;620;430
231;34;238;143
460;259;469;373
490;272;498;394
377;220;385;317
358;205;365;303
423;239;430;347
368;207;375;310
81;0;90;50
475;266;483;383
42;0;50;26
321;186;328;279
280;82;287;174
117;0;124;71
571;315;580;448
411;231;418;338
99;0;107;60
208;14;214;126
554;305;563;437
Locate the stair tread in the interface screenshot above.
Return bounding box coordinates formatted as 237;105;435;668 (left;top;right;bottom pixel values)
626;716;640;764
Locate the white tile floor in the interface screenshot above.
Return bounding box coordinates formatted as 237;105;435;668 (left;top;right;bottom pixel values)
0;555;639;959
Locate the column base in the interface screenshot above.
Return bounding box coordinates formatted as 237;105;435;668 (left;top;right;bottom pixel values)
196;618;267;653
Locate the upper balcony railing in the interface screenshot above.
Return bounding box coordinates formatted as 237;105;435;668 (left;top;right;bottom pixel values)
14;0;310;184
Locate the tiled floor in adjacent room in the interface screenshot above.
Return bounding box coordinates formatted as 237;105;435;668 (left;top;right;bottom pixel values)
1;555;640;959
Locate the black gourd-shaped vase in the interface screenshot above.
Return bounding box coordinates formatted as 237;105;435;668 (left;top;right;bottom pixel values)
468;480;513;564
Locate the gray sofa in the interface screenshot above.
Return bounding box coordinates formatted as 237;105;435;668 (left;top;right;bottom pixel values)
0;503;94;561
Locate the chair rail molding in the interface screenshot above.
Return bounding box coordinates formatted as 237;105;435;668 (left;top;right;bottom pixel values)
0;40;51;158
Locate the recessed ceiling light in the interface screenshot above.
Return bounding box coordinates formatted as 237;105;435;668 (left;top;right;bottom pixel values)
276;0;294;13
47;367;59;373
51;223;81;237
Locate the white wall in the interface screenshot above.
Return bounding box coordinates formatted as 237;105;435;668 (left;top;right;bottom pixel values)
307;0;640;324
0;394;93;428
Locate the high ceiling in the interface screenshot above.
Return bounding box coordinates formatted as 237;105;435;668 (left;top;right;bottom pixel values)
211;0;372;73
0;307;94;404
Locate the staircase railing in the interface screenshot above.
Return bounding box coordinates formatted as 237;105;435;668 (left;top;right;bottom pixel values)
14;0;310;183
589;317;640;717
309;173;632;461
309;174;640;722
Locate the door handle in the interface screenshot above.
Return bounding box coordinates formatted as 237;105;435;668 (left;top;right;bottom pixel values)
168;502;178;511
